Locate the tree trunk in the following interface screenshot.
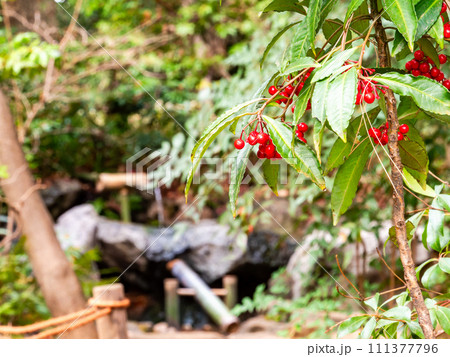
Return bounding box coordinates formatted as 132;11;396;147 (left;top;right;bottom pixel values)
0;91;98;339
369;0;435;339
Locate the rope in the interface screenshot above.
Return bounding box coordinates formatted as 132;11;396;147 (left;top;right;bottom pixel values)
0;298;129;338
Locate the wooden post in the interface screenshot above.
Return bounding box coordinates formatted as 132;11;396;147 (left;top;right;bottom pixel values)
92;284;128;339
223;275;238;309
164;278;180;329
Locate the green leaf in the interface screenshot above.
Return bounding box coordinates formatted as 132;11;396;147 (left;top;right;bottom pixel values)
365;293;380;311
439;258;450;274
391;31;408;58
421;264;444;288
263;0;306;13
386;221;415;249
381;0;418;51
428;16;444;49
293;79;314;126
374;73;450;121
344;0;365;25
262;159;280;196
337;316;368;338
306;0;323;53
436;307;450;335
311;77;331;123
229;144;252;217
325;108;380;173
414;0;442;40
402;168;436;197
261;22;300;69
350;0;370;36
313;121;325;164
416;38;440;68
263;116;325;189
312;46;359;82
289;20;310;61
325;67;358;142
331;139;372;225
406;321;425;338
425;196;446;251
360;317;376;339
399;140;429;176
383;306;411;321
280;57;320;76
318;0;339;28
322;19;344;49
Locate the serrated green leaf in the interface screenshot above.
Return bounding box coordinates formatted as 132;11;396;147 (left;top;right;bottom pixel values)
428;16;444;49
415;0;442;40
383;306;411;321
325;108;380;173
331;139;372;225
402;168;436;197
416;38;440;68
229;144;252;217
263;0;306;13
280;57;320;76
289;20;310;61
326;67;358;142
312;46;359;82
306;0;323;53
263;116;325;189
436;307;450;335
381;0;417;51
262;159;280;196
439;258;450;274
399;140;429;175
311;77;331;123
374;73;450;121
337;316;368;338
261;22;300;69
360;317;376;339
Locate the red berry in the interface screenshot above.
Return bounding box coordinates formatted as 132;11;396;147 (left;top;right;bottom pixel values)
268;86;278;95
443;80;450;90
299;137;307;144
364;92;375;104
297;122;309;132
427;57;435;65
257;132;270;145
247;132;258;145
419;62;430;73
414;50;424;61
442;2;448;14
424;73;432;79
257;150;266;159
381;133;389;146
399;124;409;134
385;122;389;129
295;83;304;95
285;85;295;95
444;26;450;38
265;144;276;158
405;61;413;71
412;69;421;77
411;59;420;69
296;130;304;140
436;72;445;81
397;132;404;141
430;67;440;78
234;139;245;150
439;54;447;64
368;128;381;138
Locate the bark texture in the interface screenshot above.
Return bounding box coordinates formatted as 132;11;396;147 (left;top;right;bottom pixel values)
369;0;435;339
0;91;97;338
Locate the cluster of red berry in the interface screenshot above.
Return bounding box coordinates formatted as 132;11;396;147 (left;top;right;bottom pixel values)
368;123;409;146
295;122;309;143
234;130;282;159
442;2;450;38
355;68;386;105
404;50;449;89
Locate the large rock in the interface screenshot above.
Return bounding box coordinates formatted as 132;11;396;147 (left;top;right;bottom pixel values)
55;204;294;287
